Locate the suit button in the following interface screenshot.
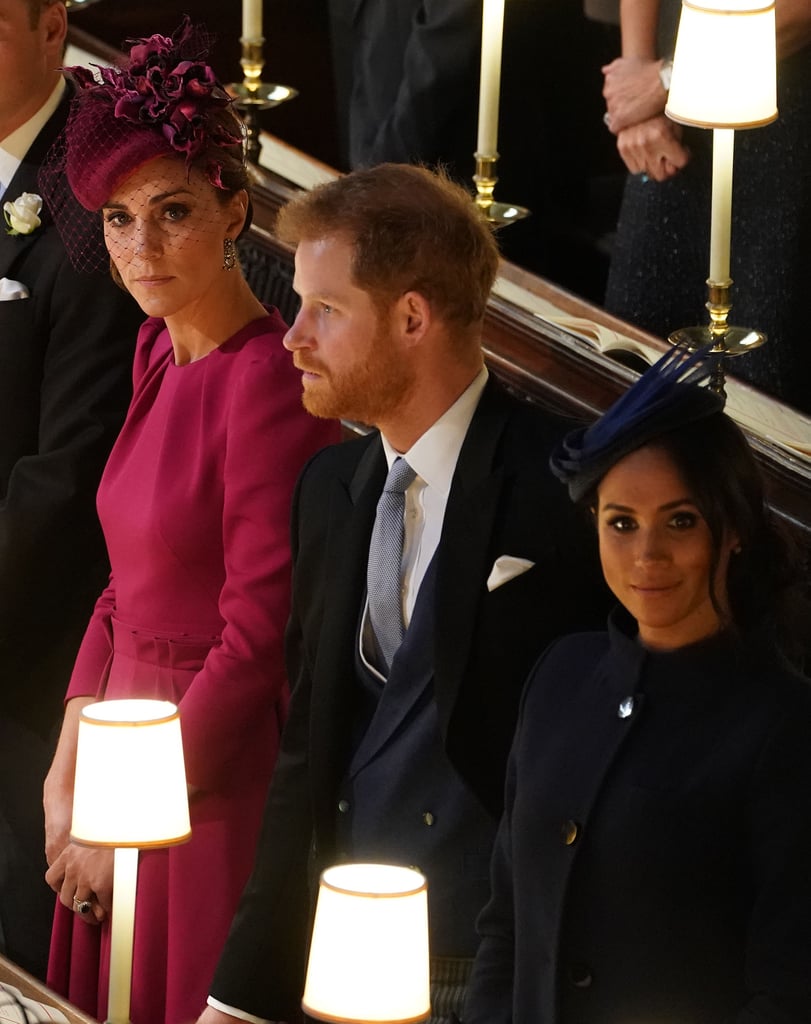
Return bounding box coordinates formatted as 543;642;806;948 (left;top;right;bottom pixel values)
568;963;593;988
422;812;435;826
561;819;580;846
618;696;635;719
337;799;350;813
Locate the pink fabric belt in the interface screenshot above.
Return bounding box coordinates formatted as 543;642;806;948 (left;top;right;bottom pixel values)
110;615;220;672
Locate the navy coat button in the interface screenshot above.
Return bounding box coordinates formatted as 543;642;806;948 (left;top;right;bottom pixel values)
337;799;350;813
618;696;635;718
422;812;435;826
568;963;593;988
561;819;580;845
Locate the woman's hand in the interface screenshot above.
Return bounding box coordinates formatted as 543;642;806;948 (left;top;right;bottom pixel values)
602;56;668;134
45;843;114;925
615;115;690;181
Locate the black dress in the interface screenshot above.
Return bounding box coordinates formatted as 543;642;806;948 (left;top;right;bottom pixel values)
466;609;811;1023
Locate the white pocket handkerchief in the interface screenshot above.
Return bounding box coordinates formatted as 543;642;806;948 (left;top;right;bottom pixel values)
487;555;535;592
0;277;30;300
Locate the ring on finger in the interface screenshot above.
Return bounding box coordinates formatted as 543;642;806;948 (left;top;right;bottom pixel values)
73;896;93;916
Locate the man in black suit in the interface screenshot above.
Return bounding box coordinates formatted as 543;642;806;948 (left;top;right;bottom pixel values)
0;0;140;977
199;164;607;1024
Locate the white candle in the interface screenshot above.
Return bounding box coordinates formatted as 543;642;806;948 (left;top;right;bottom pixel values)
709;127;734;284
476;0;505;156
242;0;263;41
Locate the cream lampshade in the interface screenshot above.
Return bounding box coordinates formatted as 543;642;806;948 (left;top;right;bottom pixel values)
663;0;777;379
665;0;777;129
302;864;431;1024
71;699;191;1024
72;699;190;847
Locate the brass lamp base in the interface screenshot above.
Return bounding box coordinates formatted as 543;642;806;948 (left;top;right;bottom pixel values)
473;153;530;227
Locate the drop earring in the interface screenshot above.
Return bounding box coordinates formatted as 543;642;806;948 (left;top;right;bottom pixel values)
222;237;237;271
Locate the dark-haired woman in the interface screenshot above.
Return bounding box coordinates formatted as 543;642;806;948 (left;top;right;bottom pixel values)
39;22;338;1024
466;349;811;1024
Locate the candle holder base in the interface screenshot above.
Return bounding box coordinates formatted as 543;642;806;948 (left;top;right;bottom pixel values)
667;278;766;397
226;81;298;165
227;37;298;165
668;324;766;357
472;153;530;227
228;81;298;108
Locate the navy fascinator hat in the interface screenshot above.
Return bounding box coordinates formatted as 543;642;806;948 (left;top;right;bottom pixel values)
550;345;725;502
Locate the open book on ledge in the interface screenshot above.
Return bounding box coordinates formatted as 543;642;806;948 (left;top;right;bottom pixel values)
492;276;811;462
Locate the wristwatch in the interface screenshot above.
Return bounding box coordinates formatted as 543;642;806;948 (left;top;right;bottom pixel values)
659;58;674;93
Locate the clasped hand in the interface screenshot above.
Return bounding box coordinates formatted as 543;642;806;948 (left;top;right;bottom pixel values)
602;57;691;180
45;842;114;925
602;56;667;133
616;115;689;182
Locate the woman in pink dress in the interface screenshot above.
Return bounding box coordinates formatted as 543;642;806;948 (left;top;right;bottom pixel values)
38;21;339;1024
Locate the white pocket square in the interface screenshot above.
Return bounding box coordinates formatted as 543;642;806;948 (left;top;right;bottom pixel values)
0;277;29;301
487;555;535;592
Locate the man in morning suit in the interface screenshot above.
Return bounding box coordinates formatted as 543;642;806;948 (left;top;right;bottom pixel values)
0;0;140;977
199;164;608;1024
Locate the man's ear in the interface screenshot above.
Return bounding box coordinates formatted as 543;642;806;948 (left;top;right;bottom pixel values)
394;290;432;348
43;0;68;56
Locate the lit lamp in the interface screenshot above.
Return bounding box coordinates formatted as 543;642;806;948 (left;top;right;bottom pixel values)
302;864;431;1024
665;0;777;384
228;0;298;165
472;0;529;226
71;699;191;1024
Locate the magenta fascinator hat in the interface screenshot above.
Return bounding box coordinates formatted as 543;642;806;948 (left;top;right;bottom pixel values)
64;17;242;211
39;17;245;271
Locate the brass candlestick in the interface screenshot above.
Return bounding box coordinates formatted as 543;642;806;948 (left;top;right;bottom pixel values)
472;153;529;227
668;278;766;398
227;37;297;165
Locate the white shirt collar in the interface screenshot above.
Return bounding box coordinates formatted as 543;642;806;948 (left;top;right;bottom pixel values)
380;366;489;493
0;78;65;198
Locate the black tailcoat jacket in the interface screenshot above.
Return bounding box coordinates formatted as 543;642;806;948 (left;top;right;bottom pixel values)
211;378;610;1022
466;609;811;1024
0;83;141;974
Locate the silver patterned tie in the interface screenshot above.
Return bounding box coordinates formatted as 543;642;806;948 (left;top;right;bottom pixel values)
366;457;416;673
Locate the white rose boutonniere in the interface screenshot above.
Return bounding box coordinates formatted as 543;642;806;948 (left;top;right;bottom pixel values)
3;192;43;236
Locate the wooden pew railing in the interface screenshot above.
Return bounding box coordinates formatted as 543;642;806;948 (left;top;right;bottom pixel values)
0;955;96;1024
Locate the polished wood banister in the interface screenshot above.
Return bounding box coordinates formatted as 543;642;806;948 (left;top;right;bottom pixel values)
0;955;97;1024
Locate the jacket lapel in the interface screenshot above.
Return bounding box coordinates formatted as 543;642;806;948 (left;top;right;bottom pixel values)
311;436;386;697
349;555;438;777
1;81;70;279
434;379;512;734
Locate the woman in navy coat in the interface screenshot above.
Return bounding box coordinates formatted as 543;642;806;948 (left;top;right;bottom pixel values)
466;348;811;1024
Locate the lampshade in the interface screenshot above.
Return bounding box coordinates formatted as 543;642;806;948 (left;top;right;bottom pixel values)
665;0;777;128
302;864;431;1024
71;699;191;848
